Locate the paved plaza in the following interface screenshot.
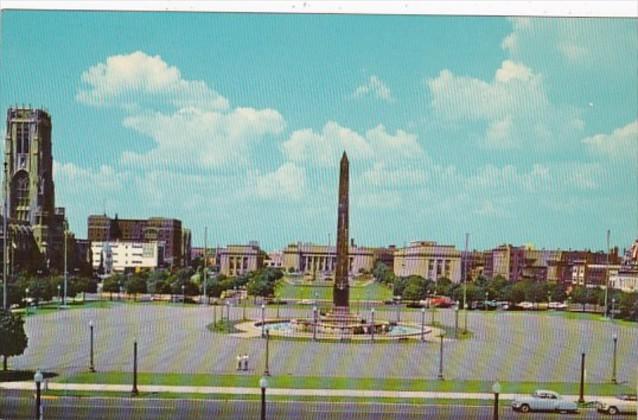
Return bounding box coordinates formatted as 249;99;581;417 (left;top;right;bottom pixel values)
9;303;638;386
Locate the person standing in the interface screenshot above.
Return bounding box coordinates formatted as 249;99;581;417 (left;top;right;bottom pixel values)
236;354;242;371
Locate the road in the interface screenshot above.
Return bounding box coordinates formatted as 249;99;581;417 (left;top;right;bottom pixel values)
0;392;609;420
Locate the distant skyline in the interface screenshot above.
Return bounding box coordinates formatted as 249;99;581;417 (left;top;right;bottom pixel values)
1;12;636;251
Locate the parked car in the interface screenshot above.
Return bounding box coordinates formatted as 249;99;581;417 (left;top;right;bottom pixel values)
548;301;568;310
516;301;535;310
597;394;637;415
511;390;578;414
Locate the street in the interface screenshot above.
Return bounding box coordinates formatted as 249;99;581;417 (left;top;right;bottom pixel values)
0;392;610;420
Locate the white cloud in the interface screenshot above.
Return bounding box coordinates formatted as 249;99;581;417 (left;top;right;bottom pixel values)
360;162;427;188
254;162;307;200
484;116;515;149
582;120;638;161
556;42;589;63
352;75;394;102
76;51;229;111
282;122;426;167
121;106;285;170
494;60;533;83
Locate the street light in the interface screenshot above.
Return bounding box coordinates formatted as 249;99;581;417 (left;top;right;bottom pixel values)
261;304;266;338
370;308;375;341
578;352;586;403
57;284;61;309
89;321;95;372
25;288;30;315
420;307;425;342
313;306;318;341
464;303;468;334
454;303;459;339
259;375;269;420
547;292;551;310
132;339;139;396
611;298;616;321
34;369;43;420
492;381;501;420
396;296;401;323
438;332;445;380
264;329;270;376
611;333;618;384
484;292;488;311
181;285;185;304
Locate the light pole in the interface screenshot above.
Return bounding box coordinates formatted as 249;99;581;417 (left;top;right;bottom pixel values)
119;285;123;301
604;229;610;318
438;332;445;380
25;288;29;315
57;285;61;310
226;301;231;326
464;303;468;334
547;291;551;310
313;305;318;341
430;297;436;325
492;381;501;420
370;308;375;341
611;333;618;384
63;229;68;306
396;296;401;323
132;339;139;396
463;233;469;332
202;226;207;305
34;369;43;420
484;292;488;311
611;298;616;321
261;304;266;337
181;285;185;304
454;303;459;339
420;307;425;342
242;295;247;321
578;352;585;403
264;329;270;376
89;321;95;372
259;376;269;420
213;301;217;325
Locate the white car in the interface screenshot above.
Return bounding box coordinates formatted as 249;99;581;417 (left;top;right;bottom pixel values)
597;394;637;415
548;301;568;310
512;390;578;414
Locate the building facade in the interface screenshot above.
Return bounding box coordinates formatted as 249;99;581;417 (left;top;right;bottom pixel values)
219;243;264;276
87;214;186;267
281;242;375;278
4;107;67;270
393;241;462;283
91;241;162;273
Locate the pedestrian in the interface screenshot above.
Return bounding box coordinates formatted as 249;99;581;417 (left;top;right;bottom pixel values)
243;353;249;371
236;354;242;371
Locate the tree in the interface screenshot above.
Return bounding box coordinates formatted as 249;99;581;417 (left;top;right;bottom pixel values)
125;274;147;300
101;276;121;300
0;309;28;370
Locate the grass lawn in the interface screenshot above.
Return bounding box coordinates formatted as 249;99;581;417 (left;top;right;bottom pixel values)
275;282;392;302
61;372;633;396
18;300;113;317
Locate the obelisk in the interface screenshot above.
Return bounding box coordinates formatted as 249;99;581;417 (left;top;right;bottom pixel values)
333;151;349;308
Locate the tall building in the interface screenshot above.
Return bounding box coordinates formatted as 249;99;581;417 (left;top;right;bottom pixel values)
87;214;187;267
4;107;66;270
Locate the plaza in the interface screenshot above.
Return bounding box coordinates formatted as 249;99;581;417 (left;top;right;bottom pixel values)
8;302;637;388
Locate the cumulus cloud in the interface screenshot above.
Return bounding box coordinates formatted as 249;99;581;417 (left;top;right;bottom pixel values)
121;106;285;170
76;51;229;111
254;162;307;200
582;120;638;161
282;122;425;167
360;162;427;188
352;75;394;102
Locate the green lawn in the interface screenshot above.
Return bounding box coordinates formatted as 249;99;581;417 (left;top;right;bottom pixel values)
18;300;113;317
275;282;392;302
61;372;632;396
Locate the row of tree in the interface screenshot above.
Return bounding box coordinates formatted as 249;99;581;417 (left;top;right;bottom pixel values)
373;262;638;321
0;274;97;306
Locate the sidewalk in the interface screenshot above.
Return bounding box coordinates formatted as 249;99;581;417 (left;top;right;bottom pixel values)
0;381;612;403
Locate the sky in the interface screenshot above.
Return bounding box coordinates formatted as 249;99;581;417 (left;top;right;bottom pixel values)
1;11;636;252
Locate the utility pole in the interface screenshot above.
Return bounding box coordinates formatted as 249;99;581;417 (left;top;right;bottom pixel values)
604;229;610;318
203;226;207;305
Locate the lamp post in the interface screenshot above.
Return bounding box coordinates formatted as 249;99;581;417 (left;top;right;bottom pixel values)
492;381;501;420
181;285;185;304
370;308;375;341
63;229;68;306
34;369;43;420
89;321;95;372
213;301;217;325
464;303;468;334
226;301;231;324
611;333;618;384
264;329;270;376
261;304;266;338
25;288;29;315
313;305;318;341
438;332;445;380
132;340;139;396
57;284;61;309
119;285;123;301
604;229;610;319
547;291;551;310
578;352;585;403
259;376;269;420
396;296;401;323
243;295;247;321
430;297;436;325
463;233;469;332
611;298;616;321
484;292;488;311
454;303;459;339
420;307;425;342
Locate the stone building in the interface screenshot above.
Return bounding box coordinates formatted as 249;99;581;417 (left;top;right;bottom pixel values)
281;242;375;278
218;243;264;276
393;241;462;283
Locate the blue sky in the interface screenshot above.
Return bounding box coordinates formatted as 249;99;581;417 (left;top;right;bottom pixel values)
1;12;636;252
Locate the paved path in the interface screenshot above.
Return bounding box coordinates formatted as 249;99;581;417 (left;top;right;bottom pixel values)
0;381;617;404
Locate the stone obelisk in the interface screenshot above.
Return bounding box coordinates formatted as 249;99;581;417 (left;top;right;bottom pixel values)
333;151;349;308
